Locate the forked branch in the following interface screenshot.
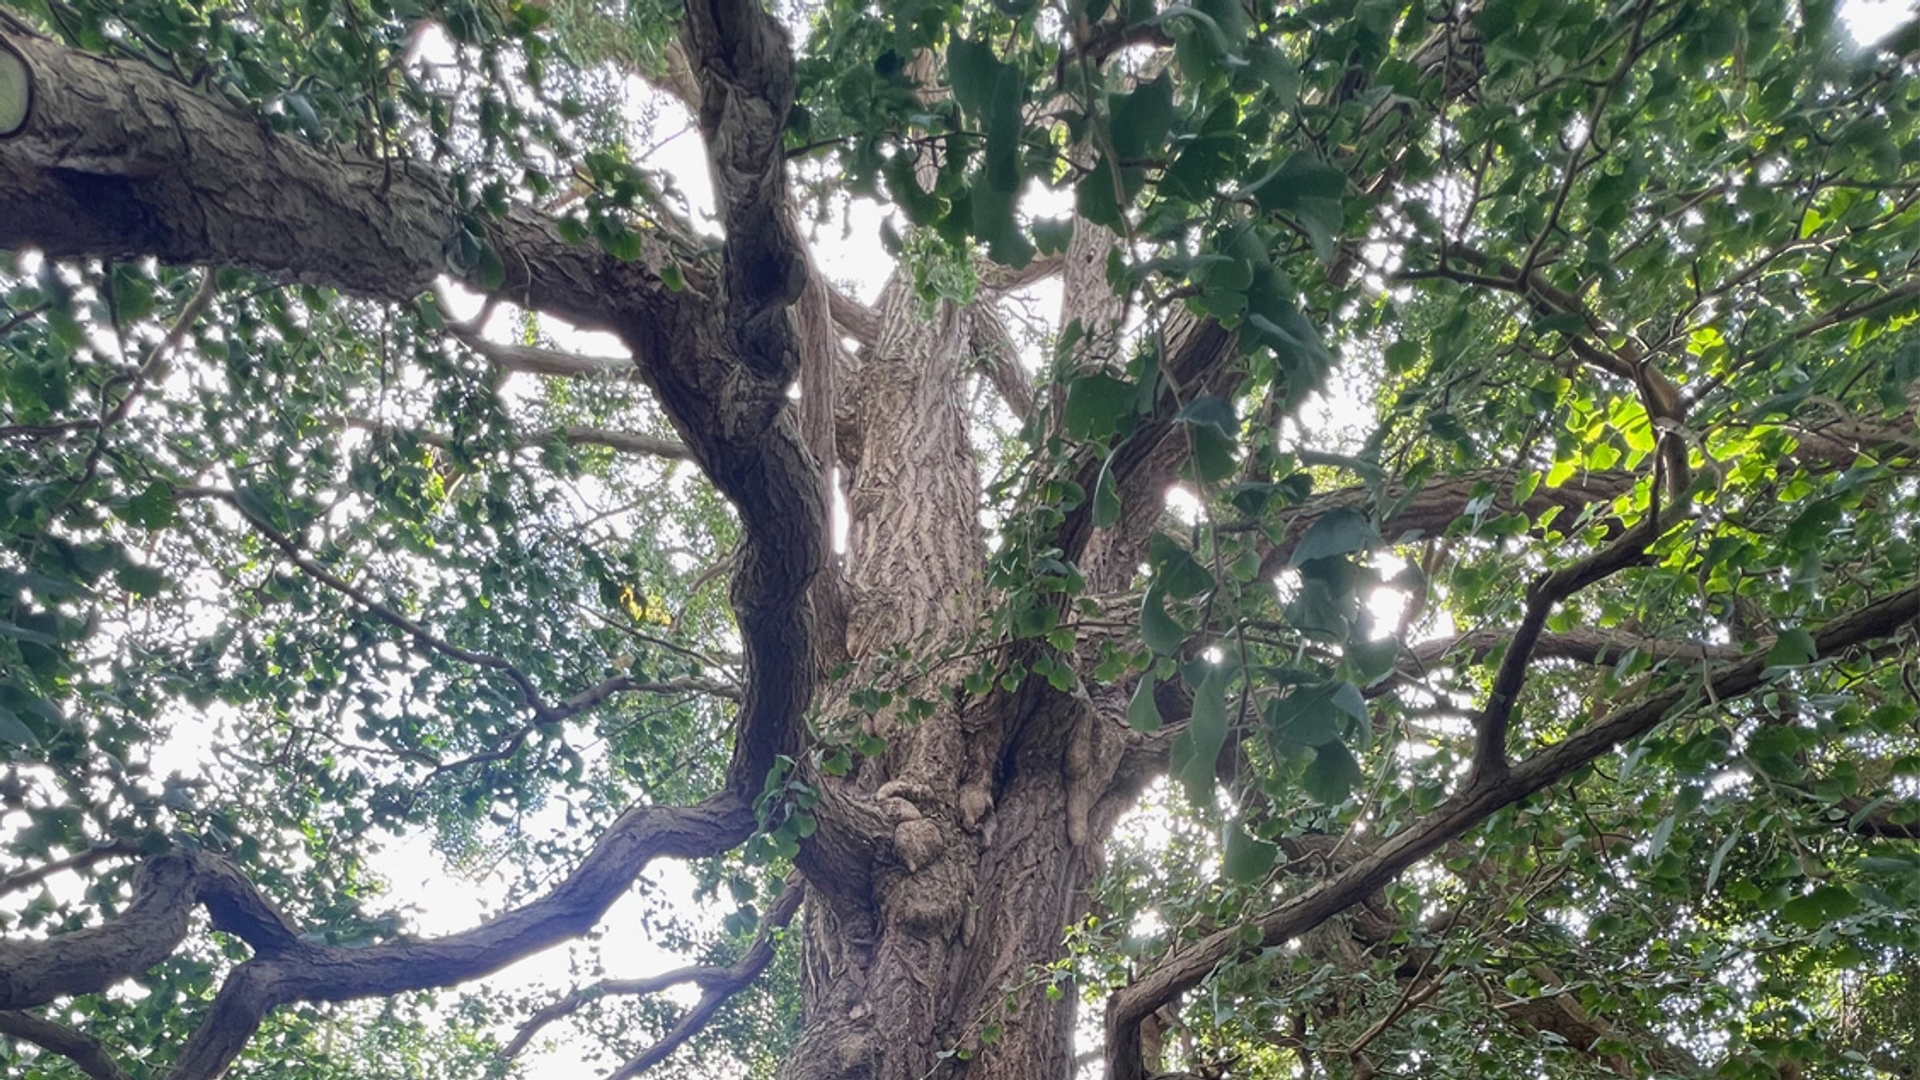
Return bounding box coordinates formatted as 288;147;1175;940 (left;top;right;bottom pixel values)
502;880;805;1073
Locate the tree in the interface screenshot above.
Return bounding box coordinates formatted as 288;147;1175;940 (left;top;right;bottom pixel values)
2;0;1920;1076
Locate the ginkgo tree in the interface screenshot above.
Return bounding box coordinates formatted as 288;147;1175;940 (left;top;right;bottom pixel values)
2;0;1919;1077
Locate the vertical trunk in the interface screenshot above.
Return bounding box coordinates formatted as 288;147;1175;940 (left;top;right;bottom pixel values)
786;686;1118;1080
785;266;1132;1080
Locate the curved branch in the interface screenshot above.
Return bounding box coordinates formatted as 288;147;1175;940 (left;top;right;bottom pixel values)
503;879;804;1067
0;18;823;1080
0;1010;133;1080
1471;504;1670;780
0;851;300;1010
0;796;756;1080
0;27;685;339
1103;584;1920;1080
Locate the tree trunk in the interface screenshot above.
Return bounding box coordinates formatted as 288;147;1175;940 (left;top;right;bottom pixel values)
783;261;1139;1079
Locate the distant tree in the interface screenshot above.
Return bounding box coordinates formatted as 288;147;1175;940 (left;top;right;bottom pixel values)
3;1;1920;1079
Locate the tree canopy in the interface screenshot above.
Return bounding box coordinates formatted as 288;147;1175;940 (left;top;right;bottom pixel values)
3;0;1920;1078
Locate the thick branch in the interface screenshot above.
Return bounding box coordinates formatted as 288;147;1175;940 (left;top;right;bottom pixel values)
0;852;300;1010
1103;584;1920;1080
0;21;824;1080
1471;508;1668;780
0;28;685;338
26;798;755;1080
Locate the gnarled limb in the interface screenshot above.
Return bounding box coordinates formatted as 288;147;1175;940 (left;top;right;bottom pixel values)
0;10;824;1080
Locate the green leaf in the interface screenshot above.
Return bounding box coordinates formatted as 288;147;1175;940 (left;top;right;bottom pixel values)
1127;672;1162;732
120;482;177;530
1176;663;1230;805
1093;454;1122;529
1147;534;1212;599
1266;682;1342;746
1646;812;1677;861
1779;885;1860;930
1076;158;1127;228
1222;820;1278;883
1175;394;1236;435
1765;627;1818;669
1109;73;1175;161
1033;217;1074;255
947;37;1000;118
1063;372;1136;441
0;705;40;749
1140;584;1187;655
1290;507;1380;566
115;562;167;597
1302;740;1364;804
1703;832;1740;895
1783;498;1843;552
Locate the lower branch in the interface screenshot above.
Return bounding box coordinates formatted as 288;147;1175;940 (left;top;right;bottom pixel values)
1103;584;1920;1080
0;1010;133;1080
607;880;803;1080
503;877;803;1063
0;795;757;1080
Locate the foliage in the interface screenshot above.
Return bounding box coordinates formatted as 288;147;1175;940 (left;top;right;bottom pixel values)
3;0;1920;1077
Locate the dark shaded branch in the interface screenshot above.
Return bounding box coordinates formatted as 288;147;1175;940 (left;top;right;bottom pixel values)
0;27;687;340
0;1010;133;1080
0;840;141;899
1408;625;1745;671
1471;506;1669;781
66;796;758;1080
0;851;300;1010
1103;584;1920;1080
2;21;822;1080
339;416;692;460
452;330;637;380
502;879;804;1067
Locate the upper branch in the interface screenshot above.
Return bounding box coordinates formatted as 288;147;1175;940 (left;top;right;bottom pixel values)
0;28;684;338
